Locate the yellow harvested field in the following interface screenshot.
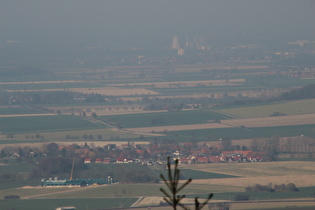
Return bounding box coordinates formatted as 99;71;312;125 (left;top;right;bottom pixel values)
179;161;315;187
125;201;315;210
0;80;83;85
171;65;268;73
221;113;315;128
7;87;159;96
180;161;315;176
134;197;209;207
0;141;150;150
70;87;159;96
0;113;56;118
134;197;315;209
231;201;315;210
7;89;65;92
110;79;245;88
127;123;233;133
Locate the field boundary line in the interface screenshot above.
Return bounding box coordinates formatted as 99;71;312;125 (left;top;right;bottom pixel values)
213;110;239;119
131;196;144;207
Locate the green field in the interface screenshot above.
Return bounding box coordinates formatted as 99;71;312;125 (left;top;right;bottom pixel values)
0;115;103;134
217;99;315;118
1;161;315;209
0;163;36;174
0;198;137;210
99;110;231;128
189;186;315;201
0;81;98;90
167;124;315;142
0;107;46;115
179;169;238;180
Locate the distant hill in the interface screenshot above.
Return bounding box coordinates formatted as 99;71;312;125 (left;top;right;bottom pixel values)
281;84;315;100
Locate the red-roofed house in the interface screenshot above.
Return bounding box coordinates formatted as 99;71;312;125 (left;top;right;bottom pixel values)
84;158;91;164
95;158;102;163
197;157;209;163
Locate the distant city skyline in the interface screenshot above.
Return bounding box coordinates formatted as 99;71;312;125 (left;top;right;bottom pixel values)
0;0;314;52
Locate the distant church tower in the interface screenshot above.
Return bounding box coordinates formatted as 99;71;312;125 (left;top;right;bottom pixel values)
171;36;180;49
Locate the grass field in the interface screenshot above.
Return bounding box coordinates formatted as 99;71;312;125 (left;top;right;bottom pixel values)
0;115;103;134
0;81;98;90
189;186;315;201
99;109;231;128
177;169;238;180
0;198;137;210
217;99;315;118
0;106;46;115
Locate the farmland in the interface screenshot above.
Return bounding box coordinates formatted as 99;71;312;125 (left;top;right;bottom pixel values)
1;60;315;210
99;109;231;128
165;124;315;141
0;115;103;134
217;99;315;118
1;161;314;209
0;198;137;210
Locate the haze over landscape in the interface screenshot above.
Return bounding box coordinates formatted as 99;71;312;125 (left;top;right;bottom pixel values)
1;1;315;49
1;1;315;210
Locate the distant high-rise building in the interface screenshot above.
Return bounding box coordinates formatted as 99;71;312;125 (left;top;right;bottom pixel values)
177;48;184;56
171;36;180;49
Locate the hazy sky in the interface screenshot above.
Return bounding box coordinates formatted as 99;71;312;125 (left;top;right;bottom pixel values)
1;0;315;49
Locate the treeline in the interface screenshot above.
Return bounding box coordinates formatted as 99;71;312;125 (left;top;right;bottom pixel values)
245;183;298;192
250;137;280;160
30;157;87;178
221;83;315;107
250;136;315;160
0;91;118;105
281;84;315;100
1;142;160;183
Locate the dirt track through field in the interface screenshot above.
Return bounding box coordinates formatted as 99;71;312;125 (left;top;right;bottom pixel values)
21;185;105;199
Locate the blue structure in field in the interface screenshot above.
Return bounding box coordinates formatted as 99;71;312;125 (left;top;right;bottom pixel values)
41;176;113;187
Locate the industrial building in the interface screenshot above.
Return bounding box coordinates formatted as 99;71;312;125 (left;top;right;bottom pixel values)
41;176;113;187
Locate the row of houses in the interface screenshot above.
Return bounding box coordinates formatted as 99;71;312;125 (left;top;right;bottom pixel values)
178;150;265;164
83;149;266;165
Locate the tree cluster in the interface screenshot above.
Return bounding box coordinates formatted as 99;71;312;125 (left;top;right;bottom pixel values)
31;157;87;178
117;167;158;183
250;137;279;160
245;183;298;192
281;84;315;100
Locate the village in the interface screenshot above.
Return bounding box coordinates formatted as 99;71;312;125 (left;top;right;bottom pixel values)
0;140;268;166
79;141;267;165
